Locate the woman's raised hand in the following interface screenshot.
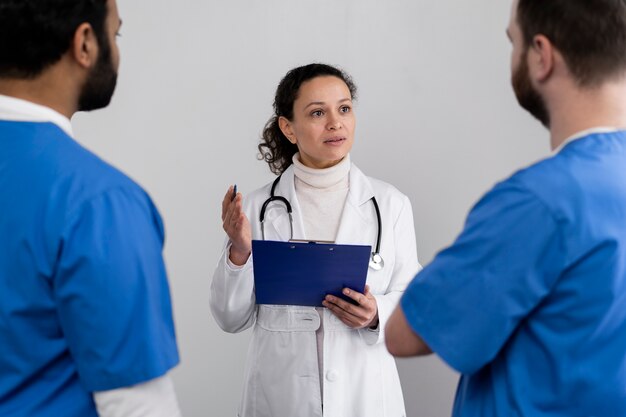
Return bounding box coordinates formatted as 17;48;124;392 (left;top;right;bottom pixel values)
222;185;252;265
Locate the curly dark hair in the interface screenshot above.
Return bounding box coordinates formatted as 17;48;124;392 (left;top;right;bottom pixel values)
0;0;108;78
258;63;357;175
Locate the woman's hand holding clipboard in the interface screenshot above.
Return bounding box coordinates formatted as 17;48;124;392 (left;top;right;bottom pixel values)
323;285;379;330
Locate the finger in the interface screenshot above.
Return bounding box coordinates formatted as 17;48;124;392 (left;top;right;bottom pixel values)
222;201;235;230
232;212;247;233
364;288;377;303
223;196;242;228
337;315;360;328
325;300;372;329
222;192;240;225
231;198;245;226
226;202;248;244
331;290;378;322
221;186;234;221
323;300;362;325
325;294;358;313
324;295;369;320
364;284;371;295
342;288;368;306
223;205;242;237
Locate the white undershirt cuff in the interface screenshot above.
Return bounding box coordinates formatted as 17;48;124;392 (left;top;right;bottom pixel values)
93;374;182;417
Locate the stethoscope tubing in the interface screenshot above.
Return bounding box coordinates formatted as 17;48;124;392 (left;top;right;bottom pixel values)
259;174;383;267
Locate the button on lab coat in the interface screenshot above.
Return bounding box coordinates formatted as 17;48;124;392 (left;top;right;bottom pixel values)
210;164;420;417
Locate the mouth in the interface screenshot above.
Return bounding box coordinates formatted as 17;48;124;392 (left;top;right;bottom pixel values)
323;136;346;144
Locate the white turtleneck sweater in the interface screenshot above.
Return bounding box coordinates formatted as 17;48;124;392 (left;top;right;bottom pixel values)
292;153;351;242
292;153;351;404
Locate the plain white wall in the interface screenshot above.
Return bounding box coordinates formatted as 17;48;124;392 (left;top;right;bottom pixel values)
72;0;549;416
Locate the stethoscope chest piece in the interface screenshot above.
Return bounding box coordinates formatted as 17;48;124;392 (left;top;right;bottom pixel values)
369;252;384;271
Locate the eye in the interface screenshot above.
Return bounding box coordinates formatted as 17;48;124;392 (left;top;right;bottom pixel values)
340;105;351;113
311;110;324;117
116;32;122;38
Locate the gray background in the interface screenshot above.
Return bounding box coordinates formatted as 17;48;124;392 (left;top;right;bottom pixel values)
73;0;548;416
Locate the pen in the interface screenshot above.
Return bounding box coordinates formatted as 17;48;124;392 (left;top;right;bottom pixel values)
231;184;237;201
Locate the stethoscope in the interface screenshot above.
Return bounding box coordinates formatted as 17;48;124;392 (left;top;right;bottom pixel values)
259;174;385;271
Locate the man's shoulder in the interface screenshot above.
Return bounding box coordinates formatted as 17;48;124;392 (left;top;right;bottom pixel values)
513;148;563;175
487;142;617;223
503;152;575;199
18;122;150;212
64;142;140;194
510;138;622;202
464;155;571;226
47;128;144;198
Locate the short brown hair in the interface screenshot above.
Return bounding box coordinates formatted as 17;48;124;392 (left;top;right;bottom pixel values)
517;0;626;86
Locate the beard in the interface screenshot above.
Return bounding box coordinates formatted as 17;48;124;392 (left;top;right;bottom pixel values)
78;36;118;112
512;51;550;127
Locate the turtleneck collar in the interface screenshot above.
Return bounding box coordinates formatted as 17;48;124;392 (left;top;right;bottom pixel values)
292;153;351;189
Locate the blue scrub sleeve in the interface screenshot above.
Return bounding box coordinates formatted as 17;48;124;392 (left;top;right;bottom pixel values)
53;186;179;392
401;179;566;375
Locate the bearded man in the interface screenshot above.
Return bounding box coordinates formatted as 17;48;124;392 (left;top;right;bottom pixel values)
0;1;181;416
386;1;626;416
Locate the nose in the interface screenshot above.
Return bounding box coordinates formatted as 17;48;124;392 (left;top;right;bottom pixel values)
326;112;342;131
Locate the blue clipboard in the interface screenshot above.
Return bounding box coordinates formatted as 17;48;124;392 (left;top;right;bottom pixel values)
251;240;371;307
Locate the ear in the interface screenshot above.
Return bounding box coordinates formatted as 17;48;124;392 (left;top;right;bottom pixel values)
71;22;99;70
527;34;554;83
278;116;297;144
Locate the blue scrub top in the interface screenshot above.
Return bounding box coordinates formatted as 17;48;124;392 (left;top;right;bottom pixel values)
402;131;626;417
0;121;179;416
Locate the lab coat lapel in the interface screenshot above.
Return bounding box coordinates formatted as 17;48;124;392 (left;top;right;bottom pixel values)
263;165;306;242
335;164;377;247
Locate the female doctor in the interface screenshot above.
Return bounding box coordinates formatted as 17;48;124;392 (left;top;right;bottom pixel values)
210;63;420;417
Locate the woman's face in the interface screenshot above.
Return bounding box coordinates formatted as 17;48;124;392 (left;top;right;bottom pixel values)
279;76;355;169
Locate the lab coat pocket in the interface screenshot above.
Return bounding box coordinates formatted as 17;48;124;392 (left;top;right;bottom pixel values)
256;305;320;331
256;305;320;349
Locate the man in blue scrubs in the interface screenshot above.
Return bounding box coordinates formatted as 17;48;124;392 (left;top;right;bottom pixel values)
0;1;180;416
386;1;626;416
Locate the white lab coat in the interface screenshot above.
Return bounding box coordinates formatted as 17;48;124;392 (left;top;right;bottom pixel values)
210;163;420;417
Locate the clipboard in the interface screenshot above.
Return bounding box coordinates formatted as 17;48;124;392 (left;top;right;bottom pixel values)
251;240;371;307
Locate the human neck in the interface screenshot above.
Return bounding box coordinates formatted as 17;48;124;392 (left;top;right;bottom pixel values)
292;153;351;189
548;79;626;150
0;64;79;119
